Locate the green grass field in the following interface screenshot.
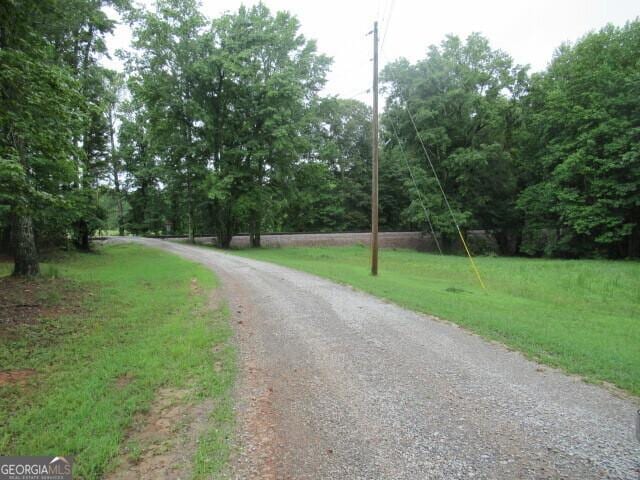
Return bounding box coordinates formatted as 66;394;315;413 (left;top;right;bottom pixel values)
0;244;234;478
232;245;640;396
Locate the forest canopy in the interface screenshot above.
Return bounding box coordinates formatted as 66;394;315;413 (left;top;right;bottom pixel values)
1;0;639;276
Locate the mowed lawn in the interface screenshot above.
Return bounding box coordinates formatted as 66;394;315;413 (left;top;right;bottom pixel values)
0;244;234;478
233;245;640;396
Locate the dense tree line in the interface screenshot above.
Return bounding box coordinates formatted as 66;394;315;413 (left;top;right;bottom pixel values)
383;24;639;257
1;0;125;275
1;1;638;276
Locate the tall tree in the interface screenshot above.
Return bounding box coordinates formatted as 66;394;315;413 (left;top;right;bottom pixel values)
125;0;209;243
202;4;330;247
117;101;166;234
382;33;528;252
517;21;640;257
1;1;87;274
104;71;126;235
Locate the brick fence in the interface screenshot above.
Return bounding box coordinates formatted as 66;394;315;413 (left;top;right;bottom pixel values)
228;231;435;250
171;230;497;253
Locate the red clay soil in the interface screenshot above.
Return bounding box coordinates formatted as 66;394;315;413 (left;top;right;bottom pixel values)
0;369;36;386
0;272;85;387
0;275;83;328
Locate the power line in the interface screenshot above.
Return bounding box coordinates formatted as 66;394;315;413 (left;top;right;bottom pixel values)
387;116;443;254
341;88;370;102
375;20;487;289
378;0;390;25
380;0;396;51
404;103;487;290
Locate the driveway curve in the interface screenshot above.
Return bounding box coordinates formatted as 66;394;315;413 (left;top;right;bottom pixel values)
134;238;639;479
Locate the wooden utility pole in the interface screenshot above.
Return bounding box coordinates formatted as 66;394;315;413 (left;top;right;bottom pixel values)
371;21;379;276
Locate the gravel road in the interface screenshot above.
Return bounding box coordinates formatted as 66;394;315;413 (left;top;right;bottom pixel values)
134;238;639;479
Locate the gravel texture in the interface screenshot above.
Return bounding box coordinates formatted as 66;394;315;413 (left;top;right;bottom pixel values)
135;238;640;479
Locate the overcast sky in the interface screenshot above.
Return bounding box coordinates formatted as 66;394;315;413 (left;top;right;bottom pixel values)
103;0;639;104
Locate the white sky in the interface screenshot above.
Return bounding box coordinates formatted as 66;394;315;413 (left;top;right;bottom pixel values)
102;0;639;104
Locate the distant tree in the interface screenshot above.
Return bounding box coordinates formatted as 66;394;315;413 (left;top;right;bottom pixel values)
125;0;209;242
104;71;127;235
284;161;344;232
382;33;528;252
202;4;331;247
517;21;640;257
316;98;372;230
117;102;166;234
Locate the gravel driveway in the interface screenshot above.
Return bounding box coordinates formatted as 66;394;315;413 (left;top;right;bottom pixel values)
135;238;639;479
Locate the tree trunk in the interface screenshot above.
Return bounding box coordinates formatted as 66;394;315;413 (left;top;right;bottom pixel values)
75;220;90;251
216;215;234;249
213;200;235;249
108;104;125;236
117;202;125;236
217;231;233;249
494;229;517;255
113;164;125;237
249;215;262;248
250;231;261;248
628;224;640;258
1;225;11;255
440;232;455;254
187;212;195;244
12;215;39;276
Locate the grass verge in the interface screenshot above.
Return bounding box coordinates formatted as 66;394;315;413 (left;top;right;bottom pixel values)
231;245;640;396
0;244;234;478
